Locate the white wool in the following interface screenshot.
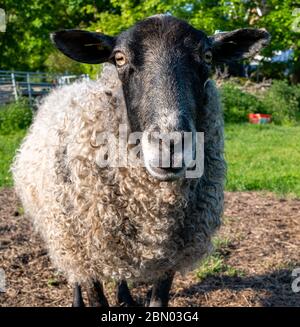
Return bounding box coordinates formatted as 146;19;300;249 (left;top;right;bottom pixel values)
12;64;226;285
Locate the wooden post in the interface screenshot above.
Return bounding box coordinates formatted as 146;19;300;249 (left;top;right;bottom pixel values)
26;73;32;106
11;72;18;101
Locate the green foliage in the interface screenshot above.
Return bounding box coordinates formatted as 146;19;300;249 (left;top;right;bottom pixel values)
91;1;300;82
221;83;264;123
0;101;30;186
225;124;300;198
47;278;60;287
16;206;24;215
45;52;88;75
45;51;100;78
197;255;240;280
221;80;300;125
0;100;33;134
1;0;299;81
0;1;113;71
262;80;300;125
89;0;198;35
0;130;26;187
259;1;300;82
197;237;242;281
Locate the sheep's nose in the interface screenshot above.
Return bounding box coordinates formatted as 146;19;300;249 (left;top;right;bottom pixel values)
148;132;185;169
168;137;184;169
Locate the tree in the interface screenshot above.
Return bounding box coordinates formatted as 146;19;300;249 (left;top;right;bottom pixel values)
1;0;299;82
0;0;113;71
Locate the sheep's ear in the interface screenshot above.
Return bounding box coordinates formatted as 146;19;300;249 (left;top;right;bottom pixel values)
51;30;115;64
209;28;270;63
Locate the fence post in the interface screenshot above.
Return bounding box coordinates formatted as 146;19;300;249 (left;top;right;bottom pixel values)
11;72;18;101
26;73;32;106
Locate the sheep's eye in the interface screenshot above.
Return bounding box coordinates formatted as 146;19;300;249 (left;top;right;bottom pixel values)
203;50;213;64
115;52;127;67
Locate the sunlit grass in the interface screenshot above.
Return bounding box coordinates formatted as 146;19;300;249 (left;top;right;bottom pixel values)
225;124;300;198
1;124;300;198
196;237;243;281
0;131;26;187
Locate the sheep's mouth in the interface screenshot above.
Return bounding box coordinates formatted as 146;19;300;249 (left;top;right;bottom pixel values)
146;164;185;181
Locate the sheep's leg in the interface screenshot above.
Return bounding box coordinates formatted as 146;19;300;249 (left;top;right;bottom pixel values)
87;280;109;307
148;271;175;307
72;283;85;307
116;280;136;306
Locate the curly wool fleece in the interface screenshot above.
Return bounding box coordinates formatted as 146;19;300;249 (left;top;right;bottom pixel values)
12;64;226;285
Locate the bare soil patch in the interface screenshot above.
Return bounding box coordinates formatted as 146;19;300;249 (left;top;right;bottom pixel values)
0;188;299;307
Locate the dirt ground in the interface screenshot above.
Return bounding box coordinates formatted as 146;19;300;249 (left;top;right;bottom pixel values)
0;188;299;307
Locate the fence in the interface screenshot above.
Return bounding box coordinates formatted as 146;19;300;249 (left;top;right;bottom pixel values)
0;70;90;107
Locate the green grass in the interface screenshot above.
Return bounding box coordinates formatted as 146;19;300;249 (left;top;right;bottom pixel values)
0;131;26;187
225;124;300;198
196;237;243;281
1;123;300;198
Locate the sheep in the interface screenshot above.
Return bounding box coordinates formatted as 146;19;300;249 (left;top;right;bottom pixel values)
12;15;270;307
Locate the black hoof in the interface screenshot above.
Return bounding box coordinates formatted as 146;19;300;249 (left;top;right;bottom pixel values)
116;280;137;307
87;281;109;307
72;283;85;307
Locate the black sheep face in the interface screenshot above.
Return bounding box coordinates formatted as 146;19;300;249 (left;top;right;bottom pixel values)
51;15;270;180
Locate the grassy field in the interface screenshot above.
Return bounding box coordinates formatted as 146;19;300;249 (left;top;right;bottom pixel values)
225;124;300;198
0;131;26;187
0;124;300;197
